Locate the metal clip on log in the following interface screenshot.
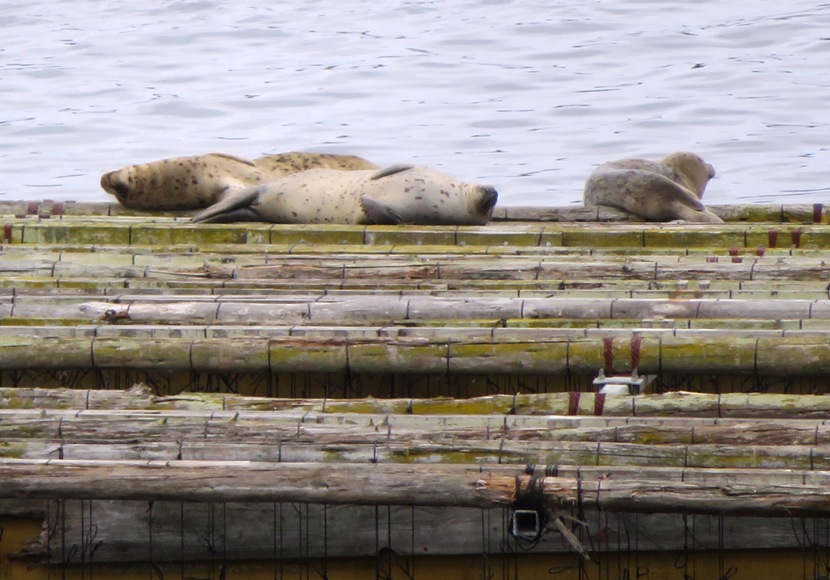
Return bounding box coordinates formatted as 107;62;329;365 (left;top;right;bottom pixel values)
592;368;655;395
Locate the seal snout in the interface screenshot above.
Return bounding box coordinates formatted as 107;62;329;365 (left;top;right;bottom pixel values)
476;185;499;215
100;171;131;201
707;164;716;179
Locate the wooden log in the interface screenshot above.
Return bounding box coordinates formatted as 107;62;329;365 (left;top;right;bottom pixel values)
5;434;830;470
8;214;830;249
491;204;828;224
1;333;829;375
5;388;830;419
0;459;515;506
2;407;828;447
6;296;830;326
2;459;830;517
8;498;821;563
2;200;826;224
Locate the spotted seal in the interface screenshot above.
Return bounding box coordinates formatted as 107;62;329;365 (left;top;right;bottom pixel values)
191;164;499;225
101;151;380;212
100;153;268;211
583;151;723;223
253;152;379;176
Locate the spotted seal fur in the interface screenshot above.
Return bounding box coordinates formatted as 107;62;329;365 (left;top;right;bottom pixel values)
191;164;498;225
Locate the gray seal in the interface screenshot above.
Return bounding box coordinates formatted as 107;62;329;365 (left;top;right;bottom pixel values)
100;151;380;212
583;152;723;223
100;153;268;211
191;164;498;226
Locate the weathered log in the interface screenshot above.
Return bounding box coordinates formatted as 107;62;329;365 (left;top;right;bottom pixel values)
3;200;828;224
7;214;830;249
491;203;828;224
2;459;830;518
7;295;830;325
3;333;830;376
2;407;829;447
4;388;830;419
6;499;820;563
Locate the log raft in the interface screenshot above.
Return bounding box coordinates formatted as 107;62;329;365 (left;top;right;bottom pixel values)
2;201;830;571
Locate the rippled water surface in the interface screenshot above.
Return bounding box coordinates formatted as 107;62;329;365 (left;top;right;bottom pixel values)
2;0;829;206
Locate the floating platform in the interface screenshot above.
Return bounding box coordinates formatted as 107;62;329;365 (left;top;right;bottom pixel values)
1;201;829;579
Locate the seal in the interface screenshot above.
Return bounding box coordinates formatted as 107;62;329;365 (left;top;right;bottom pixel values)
100;153;268;211
253;152;379;176
191;164;499;226
583;151;723;223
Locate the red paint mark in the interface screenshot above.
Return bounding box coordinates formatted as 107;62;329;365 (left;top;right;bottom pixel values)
603;337;614;375
594;392;606;416
53;202;64;216
728;247;739;256
631;335;642;369
26;202;38;215
755;246;765;257
38;213;50;220
3;224;12;243
792;230;802;248
705;256;718;263
768;229;778;248
814;203;823;223
568;392;580;415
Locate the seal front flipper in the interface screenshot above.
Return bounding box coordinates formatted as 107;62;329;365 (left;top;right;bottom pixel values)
370;164;415;180
360;195;406;224
191;185;264;223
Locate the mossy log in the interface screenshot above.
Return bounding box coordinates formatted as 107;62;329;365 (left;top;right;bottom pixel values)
6;213;830;249
4;413;830;469
3;200;827;224
3;387;830;419
1;332;830;375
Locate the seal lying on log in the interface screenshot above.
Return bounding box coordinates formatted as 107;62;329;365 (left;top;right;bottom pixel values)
191;164;499;226
100;152;379;212
583;152;723;223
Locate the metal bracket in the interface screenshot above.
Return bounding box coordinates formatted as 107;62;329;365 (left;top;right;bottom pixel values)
592;368;655;395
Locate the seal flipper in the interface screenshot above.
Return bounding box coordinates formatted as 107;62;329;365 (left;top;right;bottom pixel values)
370;164;415;181
193;207;262;224
192;185;263;223
360;195;406;225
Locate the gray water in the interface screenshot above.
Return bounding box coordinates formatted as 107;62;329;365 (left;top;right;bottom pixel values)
2;0;829;207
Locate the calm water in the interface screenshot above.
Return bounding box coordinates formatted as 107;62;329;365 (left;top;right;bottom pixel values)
2;0;829;206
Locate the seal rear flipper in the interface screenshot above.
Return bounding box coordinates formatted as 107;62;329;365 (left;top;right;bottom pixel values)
191;185;263;223
360;195;406;225
370;164;415;180
669;205;724;224
192;208;263;224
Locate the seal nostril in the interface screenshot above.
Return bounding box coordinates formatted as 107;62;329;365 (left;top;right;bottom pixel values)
478;186;499;213
113;182;131;199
